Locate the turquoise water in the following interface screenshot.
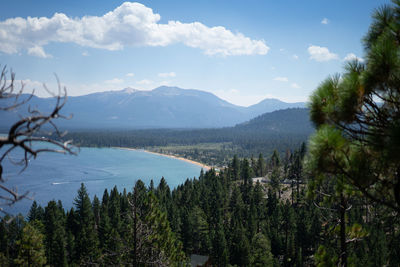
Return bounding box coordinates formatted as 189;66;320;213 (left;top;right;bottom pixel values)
1;147;203;215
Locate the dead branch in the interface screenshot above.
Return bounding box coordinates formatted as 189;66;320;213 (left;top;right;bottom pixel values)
0;66;77;212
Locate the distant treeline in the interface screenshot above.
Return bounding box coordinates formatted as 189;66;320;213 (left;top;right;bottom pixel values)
65;108;314;165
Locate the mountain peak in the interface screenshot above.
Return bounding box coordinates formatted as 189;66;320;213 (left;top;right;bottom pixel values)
122;87;138;94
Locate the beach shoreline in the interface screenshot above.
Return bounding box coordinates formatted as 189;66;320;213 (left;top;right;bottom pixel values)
114;147;211;171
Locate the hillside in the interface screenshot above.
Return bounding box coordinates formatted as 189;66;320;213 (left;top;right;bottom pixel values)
0;86;305;130
66;108;313;165
236;108;312;134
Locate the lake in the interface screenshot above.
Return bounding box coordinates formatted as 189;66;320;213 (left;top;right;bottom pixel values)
1;147;204;215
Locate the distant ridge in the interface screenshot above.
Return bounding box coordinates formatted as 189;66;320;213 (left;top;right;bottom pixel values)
0;86;306;130
235;108;312;134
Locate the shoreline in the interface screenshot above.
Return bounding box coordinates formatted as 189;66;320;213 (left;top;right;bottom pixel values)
114;147;211;171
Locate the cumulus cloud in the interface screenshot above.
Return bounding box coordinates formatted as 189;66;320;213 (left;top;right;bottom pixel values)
274;76;289;82
343;53;364;62
0;2;269;57
308;45;338;62
158;72;176;78
27;45;52;58
82;51;89;56
321;18;329;24
291;83;301;89
126;73;135;77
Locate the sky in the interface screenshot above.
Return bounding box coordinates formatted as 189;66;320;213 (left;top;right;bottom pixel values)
0;0;390;106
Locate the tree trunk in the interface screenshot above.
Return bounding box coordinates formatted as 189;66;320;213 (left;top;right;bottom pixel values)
339;192;347;267
394;167;400;210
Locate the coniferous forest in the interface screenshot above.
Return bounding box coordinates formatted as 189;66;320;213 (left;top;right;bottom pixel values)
1;146;399;266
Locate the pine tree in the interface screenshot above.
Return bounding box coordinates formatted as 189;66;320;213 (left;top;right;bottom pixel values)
144;192;186;265
98;202;112;252
231;155;240;180
14;223;47;266
250;232;274;267
73;183;99;264
109;186;121;233
240;158;253;205
257;153;265;177
27;201;44;222
211;223;229;267
92;195;101;228
189;206;211;254
307;0;400;212
44;200;68;267
229;225;250;266
0;216;10;265
65;208;77;264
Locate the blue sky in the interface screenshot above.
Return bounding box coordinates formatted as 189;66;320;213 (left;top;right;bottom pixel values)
0;0;389;106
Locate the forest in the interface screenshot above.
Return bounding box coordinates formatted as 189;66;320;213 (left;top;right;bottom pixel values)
63;108;313;167
1;146;399;266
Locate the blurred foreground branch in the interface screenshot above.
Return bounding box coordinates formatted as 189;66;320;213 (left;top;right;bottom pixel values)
0;66;77;214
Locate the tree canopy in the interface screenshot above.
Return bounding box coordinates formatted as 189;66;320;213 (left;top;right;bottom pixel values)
307;0;400;212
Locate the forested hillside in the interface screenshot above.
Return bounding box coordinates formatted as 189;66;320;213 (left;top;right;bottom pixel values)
65;108;313;166
1;146;399;266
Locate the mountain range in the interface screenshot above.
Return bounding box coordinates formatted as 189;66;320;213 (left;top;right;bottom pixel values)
0;86;306;129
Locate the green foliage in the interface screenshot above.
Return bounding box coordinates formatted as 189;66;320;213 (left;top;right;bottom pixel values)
212;223;229;266
144;192;187;264
73;183;100;264
14;223;47;267
314;245;337;267
250;232;274;267
27;201;44;222
1;142;399;266
44;200;67;267
307;0;400;212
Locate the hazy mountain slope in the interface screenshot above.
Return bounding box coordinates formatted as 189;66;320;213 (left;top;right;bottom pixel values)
246;99;306;118
67;108;314;146
235;108;312;134
0;86;306;130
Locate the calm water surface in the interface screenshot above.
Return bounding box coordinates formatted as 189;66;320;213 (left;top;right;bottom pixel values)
1;147;203;215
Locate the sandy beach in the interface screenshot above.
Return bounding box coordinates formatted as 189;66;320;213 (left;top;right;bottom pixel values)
114;147;211;171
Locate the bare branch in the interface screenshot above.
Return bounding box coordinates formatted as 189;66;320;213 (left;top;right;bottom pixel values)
0;66;77;212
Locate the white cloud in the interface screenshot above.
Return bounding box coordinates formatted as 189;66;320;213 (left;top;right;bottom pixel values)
308;45;338;62
27;45;52;58
274;76;289;82
105;78;124;84
279;48;285;52
82;51;89;56
321;18;329;24
0;2;269;57
343;53;364;62
291;83;301;89
126;73;135;77
292;54;299;60
158;72;176;78
136;79;153;85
